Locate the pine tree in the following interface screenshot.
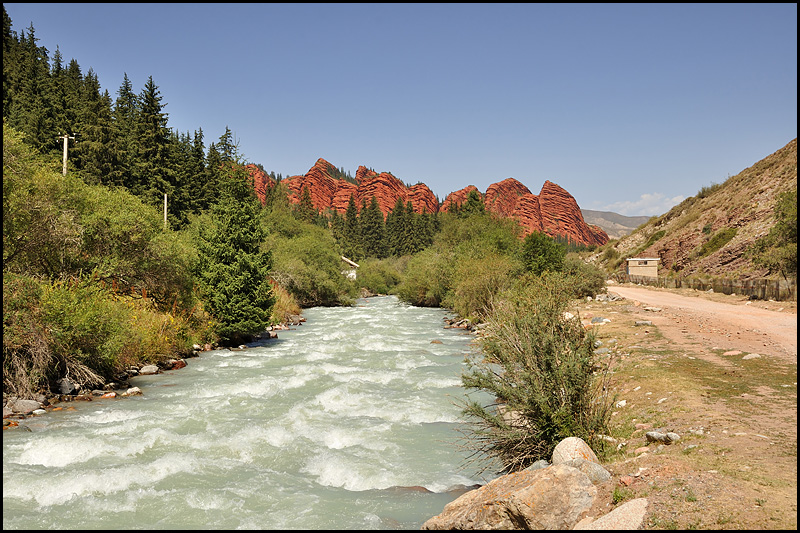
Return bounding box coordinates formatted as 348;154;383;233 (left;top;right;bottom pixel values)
295;185;317;223
72;69;116;184
195;161;275;345
361;196;388;258
385;196;406;256
136;76;174;207
110;73;139;189
342;194;364;261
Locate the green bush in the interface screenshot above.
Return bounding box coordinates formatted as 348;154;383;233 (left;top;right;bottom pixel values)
356;257;402;295
3;273;202;398
695;227;737;259
394;247;454;307
458;272;614;474
519;231;566;275
444;252;518;321
563;254;607;298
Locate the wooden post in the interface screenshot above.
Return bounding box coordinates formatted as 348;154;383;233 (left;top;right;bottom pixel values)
58;134;75;176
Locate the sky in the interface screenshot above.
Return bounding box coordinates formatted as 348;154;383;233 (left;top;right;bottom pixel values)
4;3;797;216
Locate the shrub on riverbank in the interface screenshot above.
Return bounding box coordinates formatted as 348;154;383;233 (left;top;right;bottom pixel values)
3;124;211;398
458;272;615;474
3;272;206;398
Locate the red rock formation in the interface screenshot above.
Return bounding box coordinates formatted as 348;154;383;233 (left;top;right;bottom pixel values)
244;164;276;205
441;185;481;212
537;180;607;246
511;193;545;235
407;183;439;214
484;178;532;217
356;171;408;215
246;158;608;246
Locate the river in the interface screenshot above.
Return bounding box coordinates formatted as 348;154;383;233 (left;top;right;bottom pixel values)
3;296;496;529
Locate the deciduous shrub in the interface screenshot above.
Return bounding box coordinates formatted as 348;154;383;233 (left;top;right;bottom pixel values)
458;272;615;474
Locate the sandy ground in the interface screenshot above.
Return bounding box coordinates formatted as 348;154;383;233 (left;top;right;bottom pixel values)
574;283;797;530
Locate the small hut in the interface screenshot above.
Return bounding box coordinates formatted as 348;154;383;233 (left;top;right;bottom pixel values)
626;257;659;278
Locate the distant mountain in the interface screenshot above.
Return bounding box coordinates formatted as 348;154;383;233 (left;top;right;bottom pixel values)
592;138;797;279
246;160;609;247
580;210;652;240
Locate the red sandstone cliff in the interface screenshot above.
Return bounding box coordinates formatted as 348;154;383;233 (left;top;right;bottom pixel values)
246;160;608;246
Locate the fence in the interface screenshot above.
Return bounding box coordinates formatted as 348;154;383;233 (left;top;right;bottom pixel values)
610;273;796;302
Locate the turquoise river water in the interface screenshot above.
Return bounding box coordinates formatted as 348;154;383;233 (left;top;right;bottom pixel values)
3;296;497;529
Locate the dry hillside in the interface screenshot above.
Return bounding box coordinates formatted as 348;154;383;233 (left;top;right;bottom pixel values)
592;139;797;279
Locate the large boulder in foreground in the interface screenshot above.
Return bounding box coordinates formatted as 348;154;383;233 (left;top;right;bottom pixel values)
420;463;596;530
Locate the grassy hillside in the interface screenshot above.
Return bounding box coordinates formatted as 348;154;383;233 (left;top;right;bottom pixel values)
592;139;797;280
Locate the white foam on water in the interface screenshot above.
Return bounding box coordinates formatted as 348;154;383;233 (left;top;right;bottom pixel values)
75;408;147;425
301;451;399;491
4;452;200;507
15;432;159;467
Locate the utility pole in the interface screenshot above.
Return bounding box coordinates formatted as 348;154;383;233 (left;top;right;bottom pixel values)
164;193;168;229
57;133;75;176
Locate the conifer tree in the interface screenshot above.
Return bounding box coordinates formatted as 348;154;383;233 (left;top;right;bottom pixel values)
385;196;407;256
295;185;317;223
342;194;364;261
110;73;140;189
136;75;173;206
361;196;388;258
194;159;275;345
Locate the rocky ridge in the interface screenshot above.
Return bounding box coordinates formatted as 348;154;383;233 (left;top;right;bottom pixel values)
246;161;609;247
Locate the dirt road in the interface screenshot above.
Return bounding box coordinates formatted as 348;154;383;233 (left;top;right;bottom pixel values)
574;283;797;529
607;284;797;364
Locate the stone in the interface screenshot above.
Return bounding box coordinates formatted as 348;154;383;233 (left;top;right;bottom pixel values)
573;498;648;530
56;376;78;395
742;353;762;360
123;387;143;396
634;320;653;326
525;459;551;471
561;458;612;484
645;431;680;444
421;463;597;530
139;365;159;375
551;436;601;465
10;399;42;414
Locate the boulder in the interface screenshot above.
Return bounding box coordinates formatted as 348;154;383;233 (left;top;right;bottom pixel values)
551;436;601;465
573;497;648;530
560;457;611;484
421;463;596;530
10;399;42;414
139;365;159;375
56;376;78;395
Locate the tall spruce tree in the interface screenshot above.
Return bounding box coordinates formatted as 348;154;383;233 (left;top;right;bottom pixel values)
385;196;406;257
194;158;275;345
342;194;364;261
136;76;173;206
361;196;388;258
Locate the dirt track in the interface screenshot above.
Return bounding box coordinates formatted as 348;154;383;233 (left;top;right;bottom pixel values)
607;284;797;364
578;283;797;529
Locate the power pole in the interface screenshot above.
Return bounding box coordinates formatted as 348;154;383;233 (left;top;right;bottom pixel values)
57;133;75;176
164;193;168;229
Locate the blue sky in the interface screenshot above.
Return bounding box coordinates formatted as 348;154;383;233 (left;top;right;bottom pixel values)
5;3;797;216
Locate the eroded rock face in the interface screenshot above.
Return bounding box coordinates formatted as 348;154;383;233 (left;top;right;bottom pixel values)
245;158;608;246
441;185;481;212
